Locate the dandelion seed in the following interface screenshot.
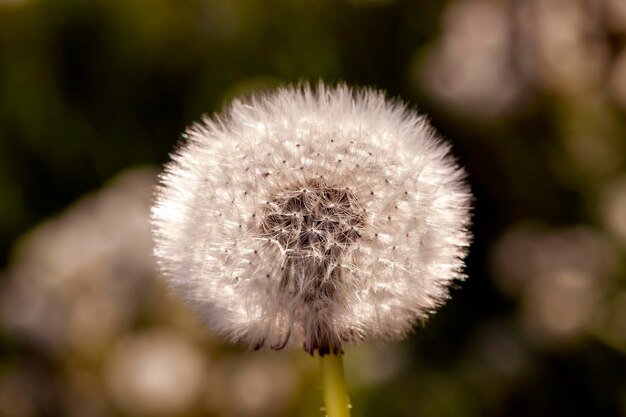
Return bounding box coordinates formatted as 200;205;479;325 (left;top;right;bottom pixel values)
151;84;472;356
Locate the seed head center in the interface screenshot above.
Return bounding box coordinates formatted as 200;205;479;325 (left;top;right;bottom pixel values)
261;180;364;256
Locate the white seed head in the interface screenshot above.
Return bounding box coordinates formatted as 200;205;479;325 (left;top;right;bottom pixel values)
151;84;472;355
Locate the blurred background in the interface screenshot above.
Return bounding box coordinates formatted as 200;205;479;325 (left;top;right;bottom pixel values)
1;0;625;416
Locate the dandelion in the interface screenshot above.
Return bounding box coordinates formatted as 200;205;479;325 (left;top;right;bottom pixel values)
151;84;472;416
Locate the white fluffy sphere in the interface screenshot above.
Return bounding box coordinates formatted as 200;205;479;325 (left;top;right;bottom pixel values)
151;84;472;355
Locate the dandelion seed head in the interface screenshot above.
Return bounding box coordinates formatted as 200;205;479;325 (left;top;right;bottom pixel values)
151;84;472;355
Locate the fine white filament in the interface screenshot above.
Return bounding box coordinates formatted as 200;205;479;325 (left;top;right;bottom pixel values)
151;84;472;355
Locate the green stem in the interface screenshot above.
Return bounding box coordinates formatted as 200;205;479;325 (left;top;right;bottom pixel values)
319;353;351;417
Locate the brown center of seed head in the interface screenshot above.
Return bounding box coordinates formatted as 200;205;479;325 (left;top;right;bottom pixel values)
261;179;364;256
259;179;365;355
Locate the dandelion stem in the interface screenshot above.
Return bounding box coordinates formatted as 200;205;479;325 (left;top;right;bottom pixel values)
319;353;351;417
